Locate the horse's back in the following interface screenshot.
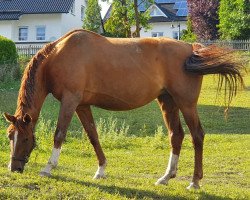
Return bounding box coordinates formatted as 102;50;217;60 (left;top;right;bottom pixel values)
45;30;196;110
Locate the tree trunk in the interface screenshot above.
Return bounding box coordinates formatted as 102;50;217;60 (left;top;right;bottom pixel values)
133;0;140;37
99;10;106;34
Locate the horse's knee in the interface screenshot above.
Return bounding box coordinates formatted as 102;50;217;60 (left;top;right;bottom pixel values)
170;125;185;155
191;131;205;149
54;130;66;147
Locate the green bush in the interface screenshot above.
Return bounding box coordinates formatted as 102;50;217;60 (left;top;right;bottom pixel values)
0;35;18;64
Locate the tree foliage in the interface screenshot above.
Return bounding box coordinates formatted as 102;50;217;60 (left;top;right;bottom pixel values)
104;0;152;38
83;0;102;33
181;17;197;42
187;0;219;40
218;0;250;40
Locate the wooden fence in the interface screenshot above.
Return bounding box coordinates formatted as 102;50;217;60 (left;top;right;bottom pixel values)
199;40;250;51
15;40;250;57
16;45;45;57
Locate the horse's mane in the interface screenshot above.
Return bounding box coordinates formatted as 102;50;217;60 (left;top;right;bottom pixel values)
15;29;85;116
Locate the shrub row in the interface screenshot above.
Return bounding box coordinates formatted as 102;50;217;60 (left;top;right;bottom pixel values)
0;35;18;64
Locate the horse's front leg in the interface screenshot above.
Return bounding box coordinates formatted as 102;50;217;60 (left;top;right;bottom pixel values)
40;94;79;177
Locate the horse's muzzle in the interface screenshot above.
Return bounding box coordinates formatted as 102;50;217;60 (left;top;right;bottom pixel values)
10;160;25;173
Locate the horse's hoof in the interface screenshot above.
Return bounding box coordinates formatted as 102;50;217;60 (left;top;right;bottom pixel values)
155;178;168;185
186;182;200;190
93;173;106;179
40;171;51;177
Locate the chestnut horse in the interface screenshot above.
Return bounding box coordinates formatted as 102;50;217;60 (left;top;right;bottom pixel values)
4;29;245;189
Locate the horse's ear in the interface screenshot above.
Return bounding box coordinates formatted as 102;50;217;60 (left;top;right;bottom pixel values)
23;113;32;124
3;112;16;124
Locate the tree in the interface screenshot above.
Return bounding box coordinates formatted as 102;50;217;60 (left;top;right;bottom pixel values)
181;17;197;42
104;0;131;37
187;0;219;40
104;0;152;38
83;0;102;33
218;0;250;40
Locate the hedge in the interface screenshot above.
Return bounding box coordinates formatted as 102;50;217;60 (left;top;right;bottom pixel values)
0;35;18;64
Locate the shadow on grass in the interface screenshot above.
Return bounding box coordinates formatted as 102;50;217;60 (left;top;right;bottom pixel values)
197;105;250;134
50;175;231;200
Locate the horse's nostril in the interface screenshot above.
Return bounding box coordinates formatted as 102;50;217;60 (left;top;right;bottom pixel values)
15;167;23;173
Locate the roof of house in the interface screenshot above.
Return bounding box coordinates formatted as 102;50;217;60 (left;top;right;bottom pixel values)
104;0;187;24
0;0;74;20
153;2;187;22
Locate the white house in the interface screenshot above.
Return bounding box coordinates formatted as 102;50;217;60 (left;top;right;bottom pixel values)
0;0;87;45
105;0;188;39
139;0;187;39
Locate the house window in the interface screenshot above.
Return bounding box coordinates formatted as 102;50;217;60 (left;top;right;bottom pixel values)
70;0;75;15
36;26;46;40
152;32;163;37
81;6;85;21
19;27;28;41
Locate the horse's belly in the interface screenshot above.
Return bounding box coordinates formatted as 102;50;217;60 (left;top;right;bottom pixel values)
82;90;158;111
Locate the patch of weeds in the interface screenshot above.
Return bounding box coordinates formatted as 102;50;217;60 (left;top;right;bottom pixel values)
35;117;55;152
0;63;21;82
97;117;132;149
151;125;167;149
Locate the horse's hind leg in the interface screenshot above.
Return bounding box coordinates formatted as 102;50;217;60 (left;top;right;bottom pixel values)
40;94;79;177
155;92;185;185
180;105;205;189
76;105;107;179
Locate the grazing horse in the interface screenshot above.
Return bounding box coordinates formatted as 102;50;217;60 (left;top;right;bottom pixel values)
4;29;245;189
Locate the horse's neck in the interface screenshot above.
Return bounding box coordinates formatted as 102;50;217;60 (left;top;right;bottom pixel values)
15;68;48;126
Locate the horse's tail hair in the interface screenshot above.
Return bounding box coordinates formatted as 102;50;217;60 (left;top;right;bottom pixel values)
184;43;247;111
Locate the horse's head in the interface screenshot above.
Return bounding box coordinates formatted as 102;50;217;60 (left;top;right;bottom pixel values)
4;112;35;173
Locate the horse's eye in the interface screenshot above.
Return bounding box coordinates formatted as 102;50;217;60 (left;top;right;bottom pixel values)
8;133;14;140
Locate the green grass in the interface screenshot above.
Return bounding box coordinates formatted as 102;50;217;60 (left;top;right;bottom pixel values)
0;70;249;199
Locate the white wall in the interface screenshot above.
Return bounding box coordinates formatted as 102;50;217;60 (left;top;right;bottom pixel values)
11;14;62;43
61;0;87;35
140;21;187;39
0;0;87;43
0;21;14;39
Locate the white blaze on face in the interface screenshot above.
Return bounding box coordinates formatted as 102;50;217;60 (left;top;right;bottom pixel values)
13;131;18;153
9;131;18;170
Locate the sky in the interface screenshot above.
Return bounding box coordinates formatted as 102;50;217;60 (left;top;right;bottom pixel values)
99;1;111;18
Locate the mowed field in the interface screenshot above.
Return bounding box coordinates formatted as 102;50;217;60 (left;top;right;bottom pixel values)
0;67;249;199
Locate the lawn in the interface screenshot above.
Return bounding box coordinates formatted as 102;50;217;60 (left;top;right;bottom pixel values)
0;69;249;199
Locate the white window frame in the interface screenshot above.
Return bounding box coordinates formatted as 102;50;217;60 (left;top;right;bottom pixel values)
81;5;85;21
70;0;76;15
151;32;164;37
18;26;28;41
36;26;46;41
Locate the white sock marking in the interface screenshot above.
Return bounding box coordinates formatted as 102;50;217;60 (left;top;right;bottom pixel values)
41;147;61;175
166;152;179;175
155;152;179;185
93;162;107;179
